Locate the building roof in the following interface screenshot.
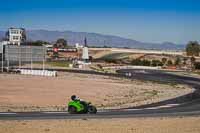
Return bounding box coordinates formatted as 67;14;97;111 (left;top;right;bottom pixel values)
9;27;25;30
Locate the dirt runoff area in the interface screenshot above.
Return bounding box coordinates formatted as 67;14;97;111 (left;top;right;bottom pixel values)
0;117;200;133
0;72;194;112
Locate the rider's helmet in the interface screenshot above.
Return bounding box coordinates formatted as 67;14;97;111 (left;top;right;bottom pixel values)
71;95;77;101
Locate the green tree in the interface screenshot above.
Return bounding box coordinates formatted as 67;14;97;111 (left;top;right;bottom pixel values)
186;41;200;56
55;38;67;48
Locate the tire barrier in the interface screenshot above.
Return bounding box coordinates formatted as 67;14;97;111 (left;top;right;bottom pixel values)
20;69;57;77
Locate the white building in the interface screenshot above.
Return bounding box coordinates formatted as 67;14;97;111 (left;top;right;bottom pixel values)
8;28;26;45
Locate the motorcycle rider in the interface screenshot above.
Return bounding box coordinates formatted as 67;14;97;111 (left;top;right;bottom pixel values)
71;95;80;101
71;95;88;108
68;95;97;114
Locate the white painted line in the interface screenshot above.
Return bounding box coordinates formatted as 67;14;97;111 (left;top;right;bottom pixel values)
145;104;180;110
121;109;143;111
42;112;68;114
104;104;181;112
0;113;17;115
145;107;161;110
157;104;180;108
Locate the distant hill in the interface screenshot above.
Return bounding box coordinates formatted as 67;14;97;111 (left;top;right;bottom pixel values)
0;30;185;50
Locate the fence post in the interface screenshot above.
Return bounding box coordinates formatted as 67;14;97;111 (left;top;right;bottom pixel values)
7;45;9;72
43;46;45;70
19;46;21;69
31;46;33;70
1;44;3;72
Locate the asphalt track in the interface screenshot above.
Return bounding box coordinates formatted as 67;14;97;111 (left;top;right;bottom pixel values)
0;69;200;120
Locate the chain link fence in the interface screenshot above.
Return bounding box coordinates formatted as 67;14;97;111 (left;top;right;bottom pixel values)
1;45;46;72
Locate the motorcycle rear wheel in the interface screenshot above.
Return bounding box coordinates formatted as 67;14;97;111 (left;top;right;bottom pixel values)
88;106;97;114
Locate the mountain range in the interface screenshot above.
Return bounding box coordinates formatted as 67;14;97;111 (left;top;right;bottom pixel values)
0;30;185;50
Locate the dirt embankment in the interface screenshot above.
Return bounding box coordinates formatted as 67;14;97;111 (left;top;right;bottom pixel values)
0;72;194;112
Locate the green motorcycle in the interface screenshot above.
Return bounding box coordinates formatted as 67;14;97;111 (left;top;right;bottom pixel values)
68;95;97;114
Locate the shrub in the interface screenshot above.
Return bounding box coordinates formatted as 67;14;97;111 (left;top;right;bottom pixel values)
142;60;151;66
167;60;173;66
104;58;118;64
131;59;142;66
175;57;181;66
131;59;151;66
151;60;163;66
194;62;200;69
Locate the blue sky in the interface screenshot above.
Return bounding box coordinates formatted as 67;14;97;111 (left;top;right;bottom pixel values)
0;0;200;44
